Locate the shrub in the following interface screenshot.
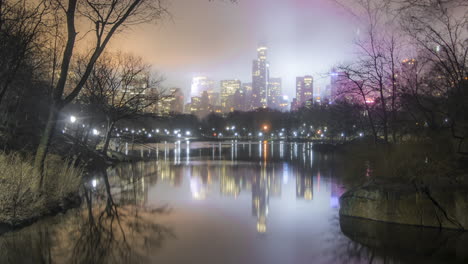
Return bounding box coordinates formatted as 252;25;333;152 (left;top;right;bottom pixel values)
0;152;83;226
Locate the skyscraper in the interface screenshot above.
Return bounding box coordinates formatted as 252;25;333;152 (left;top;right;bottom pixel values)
220;79;241;112
267;77;282;109
252;45;270;109
296;75;314;107
191;76;214;97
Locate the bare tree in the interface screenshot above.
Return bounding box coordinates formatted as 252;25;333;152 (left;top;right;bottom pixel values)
336;66;380;142
397;0;468;153
0;0;48;105
79;52;165;155
33;0;168;184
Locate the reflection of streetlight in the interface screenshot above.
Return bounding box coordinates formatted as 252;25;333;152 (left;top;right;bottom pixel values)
70;115;77;123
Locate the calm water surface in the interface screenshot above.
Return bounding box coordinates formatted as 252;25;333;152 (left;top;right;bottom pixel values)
0;142;466;264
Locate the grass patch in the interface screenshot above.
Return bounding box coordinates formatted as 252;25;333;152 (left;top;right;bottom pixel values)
0;152;83;226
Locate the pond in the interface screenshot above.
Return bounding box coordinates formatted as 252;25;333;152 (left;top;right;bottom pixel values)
0;141;466;264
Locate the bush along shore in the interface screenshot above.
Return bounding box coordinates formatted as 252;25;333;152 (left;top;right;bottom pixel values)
0;153;82;228
0;139;159;230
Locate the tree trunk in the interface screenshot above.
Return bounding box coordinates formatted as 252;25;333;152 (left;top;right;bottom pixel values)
34;106;59;187
102;119;115;155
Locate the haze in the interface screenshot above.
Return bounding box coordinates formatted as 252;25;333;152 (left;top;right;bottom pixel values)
112;0;358;99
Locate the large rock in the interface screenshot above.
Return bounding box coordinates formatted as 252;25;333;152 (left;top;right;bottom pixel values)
339;181;468;230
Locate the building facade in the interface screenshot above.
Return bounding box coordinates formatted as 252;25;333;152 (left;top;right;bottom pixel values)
252;46;270;109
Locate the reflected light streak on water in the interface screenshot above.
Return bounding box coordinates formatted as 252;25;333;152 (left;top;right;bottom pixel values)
1;141;462;264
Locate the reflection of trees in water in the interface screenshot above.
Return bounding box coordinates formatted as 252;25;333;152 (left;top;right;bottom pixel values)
328;215;468;264
324;215;389;264
71;169;174;264
0;223;54;263
0;169;174;264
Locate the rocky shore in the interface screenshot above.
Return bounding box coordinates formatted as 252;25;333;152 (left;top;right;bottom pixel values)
339;180;468;230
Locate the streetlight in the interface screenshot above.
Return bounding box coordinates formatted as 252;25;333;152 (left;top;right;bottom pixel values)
70;115;77;123
92;129;100;136
91;179;98;188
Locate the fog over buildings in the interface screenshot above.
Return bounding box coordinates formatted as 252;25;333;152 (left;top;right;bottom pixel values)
111;0;359;102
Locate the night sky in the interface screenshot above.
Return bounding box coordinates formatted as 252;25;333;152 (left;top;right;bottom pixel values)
110;0;359;99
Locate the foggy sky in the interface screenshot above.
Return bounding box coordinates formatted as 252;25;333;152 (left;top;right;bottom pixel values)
111;0;358;100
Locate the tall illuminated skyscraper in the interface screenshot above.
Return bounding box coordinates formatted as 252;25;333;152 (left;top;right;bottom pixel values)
296;75;314;106
267;77;282;109
220;79;241;112
252;45;270;109
191;76;214;97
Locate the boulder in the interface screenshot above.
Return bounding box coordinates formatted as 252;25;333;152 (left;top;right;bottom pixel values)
339;181;468;230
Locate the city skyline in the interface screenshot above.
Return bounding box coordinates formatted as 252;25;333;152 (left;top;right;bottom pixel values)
178;44;338;115
110;0;358;100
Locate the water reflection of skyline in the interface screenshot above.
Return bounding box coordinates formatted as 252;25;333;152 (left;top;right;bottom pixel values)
111;142;347;234
3;142;464;264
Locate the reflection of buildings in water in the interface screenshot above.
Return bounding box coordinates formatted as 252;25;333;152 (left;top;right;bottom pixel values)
296;173;313;200
250;161;288;233
220;167;241;197
109;163;149;206
252;165;269;233
189;164;214;200
157;162;183;187
190;175;207;200
269;164;282;197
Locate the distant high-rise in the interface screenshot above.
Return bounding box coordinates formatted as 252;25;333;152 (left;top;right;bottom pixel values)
168;87;184;113
252;46;270;109
243;83;253;110
148;87;184;115
220;80;241;112
278;95;289;112
296;75;314;106
267;77;282;109
191;76;214;97
188;92;210;118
